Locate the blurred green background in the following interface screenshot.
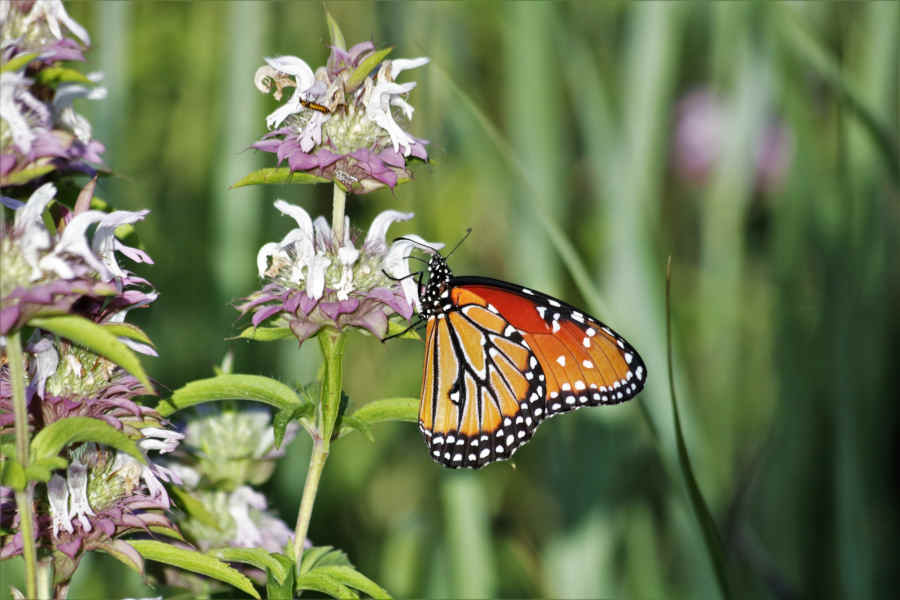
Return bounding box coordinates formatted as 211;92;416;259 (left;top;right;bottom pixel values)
5;2;898;598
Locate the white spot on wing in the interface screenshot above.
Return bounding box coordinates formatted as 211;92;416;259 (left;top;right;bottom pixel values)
582;360;594;369
556;355;566;367
548;299;560;307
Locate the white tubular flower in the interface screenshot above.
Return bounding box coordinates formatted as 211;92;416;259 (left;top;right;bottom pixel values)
228;486;268;548
383;234;443;312
0;71;46;154
364;81;419;155
38;210;110;281
24;0;91;46
66;459;95;532
261;55;316;129
48;474;73;537
138;427;185;455
306;254;331;300
31;334;59;398
14;183;57;280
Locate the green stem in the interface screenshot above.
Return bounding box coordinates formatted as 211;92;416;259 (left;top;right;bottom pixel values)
292;437;328;567
331;183;347;244
9;331;38;598
292;328;346;569
38;558;52;599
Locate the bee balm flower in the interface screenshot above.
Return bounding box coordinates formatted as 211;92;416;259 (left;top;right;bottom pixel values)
239;200;442;345
252;42;429;193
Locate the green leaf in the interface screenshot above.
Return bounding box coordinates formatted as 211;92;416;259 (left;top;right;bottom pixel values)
35;66;94;86
384;320;421;341
296;571;358;599
236;325;294;342
230;167;330;189
1;52;38;73
30;416;144;464
267;553;296;600
325;8;346;51
118;525;185;541
2;458;26;491
337;416;374;443
336;398;418;440
130;540;260;599
95;539;144;575
346;47;393;90
25;456;69;483
315;566;391;599
300;546;352;575
272;404;314;448
101;322;155;348
169;486;220;529
159;374;305;417
209;547;289;584
665;259;731;599
0;163;57;187
29;315;154;394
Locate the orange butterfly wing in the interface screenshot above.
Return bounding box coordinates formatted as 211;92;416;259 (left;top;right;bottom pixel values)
418;278;645;469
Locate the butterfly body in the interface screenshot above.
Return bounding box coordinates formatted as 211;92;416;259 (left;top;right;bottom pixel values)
417;252;646;469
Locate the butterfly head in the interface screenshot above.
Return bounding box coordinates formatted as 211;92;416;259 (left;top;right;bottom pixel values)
420;252;453;318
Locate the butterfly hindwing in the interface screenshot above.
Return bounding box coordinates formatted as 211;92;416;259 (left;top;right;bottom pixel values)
418;303;545;468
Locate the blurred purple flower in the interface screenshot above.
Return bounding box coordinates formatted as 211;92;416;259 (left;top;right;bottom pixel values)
672;88;793;193
251;42;429;193
1;182;156;335
1;1;106;184
239;200;442;346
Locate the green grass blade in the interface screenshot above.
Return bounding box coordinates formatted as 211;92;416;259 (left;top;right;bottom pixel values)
776;11;899;183
666;259;731;599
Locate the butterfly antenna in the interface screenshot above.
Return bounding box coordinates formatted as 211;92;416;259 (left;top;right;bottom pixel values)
445;228;472;259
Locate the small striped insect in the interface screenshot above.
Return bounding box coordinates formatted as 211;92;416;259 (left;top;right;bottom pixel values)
410;245;647;469
300;99;330;114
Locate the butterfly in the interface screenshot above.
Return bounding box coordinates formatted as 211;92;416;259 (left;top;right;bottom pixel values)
406;244;647;469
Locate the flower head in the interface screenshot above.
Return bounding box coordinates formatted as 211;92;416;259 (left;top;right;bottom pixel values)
1;1;105;183
164;405;301;555
0;420;182;568
177;404;299;490
239;200;442;345
1;0;90;58
252;41;429;193
1;182;155;335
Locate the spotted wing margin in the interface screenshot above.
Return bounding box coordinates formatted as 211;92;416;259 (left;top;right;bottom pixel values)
417;303;546;469
449;277;647;415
